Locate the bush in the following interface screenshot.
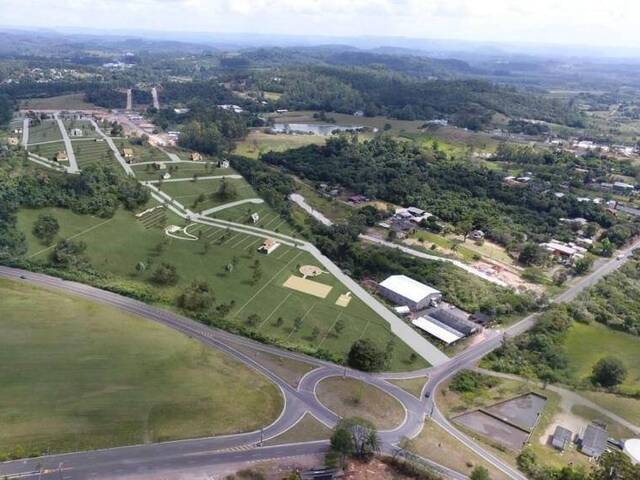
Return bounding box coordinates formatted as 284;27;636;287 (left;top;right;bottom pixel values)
32;213;59;245
347;339;387;372
449;370;498;393
151;262;179;285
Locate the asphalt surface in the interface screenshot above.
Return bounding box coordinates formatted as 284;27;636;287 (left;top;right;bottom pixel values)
53;113;79;173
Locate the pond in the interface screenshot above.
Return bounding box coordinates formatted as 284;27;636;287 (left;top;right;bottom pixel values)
272;122;366;136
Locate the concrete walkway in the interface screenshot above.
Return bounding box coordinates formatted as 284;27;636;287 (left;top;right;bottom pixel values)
200;198;264;216
144;175;241;184
361;234;509;288
53;112;79;173
21;117;29;147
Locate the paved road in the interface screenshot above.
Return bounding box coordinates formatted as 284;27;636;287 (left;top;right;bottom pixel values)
126;89;132;111
144;175;242;184
21;117;29;146
53;113;79;173
200;198;265;216
289;193;333;226
151;87;160;110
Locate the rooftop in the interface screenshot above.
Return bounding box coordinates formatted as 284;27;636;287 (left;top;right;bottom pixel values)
379;275;441;303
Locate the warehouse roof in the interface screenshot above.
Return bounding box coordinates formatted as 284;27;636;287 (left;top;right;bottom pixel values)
379;275;441;303
412;317;463;344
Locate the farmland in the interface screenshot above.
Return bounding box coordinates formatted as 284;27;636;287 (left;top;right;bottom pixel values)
0;277;283;457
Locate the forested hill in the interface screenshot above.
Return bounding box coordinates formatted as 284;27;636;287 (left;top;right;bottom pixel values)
260;66;584;129
262;136;612;247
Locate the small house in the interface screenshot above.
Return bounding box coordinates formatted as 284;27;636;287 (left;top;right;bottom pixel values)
250;212;260;224
122;148;134;162
581;423;608;457
162;173;171;180
551;426;573;451
55;151;68;162
153;162;167;170
258;238;280;255
69;128;83;137
190;152;203;162
218;159;230;169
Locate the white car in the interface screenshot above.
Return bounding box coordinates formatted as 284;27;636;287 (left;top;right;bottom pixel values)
617;254;625;260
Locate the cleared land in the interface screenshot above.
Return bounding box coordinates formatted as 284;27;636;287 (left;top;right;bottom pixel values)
27;119;62;144
16;206;424;371
28;140;67;161
159;177;258;213
0;278;283;457
316;377;405;430
234;130;326;159
63;119;100;138
113;139;169;164
20;94;99;111
72;140;120;170
132;162;231;181
387;377;428;399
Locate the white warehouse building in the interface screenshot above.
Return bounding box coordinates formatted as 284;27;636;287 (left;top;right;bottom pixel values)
378;275;442;311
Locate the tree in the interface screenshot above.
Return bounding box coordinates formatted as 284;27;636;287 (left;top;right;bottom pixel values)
330;417;379;467
347;339;387;372
49;239;88;269
574;256;594;275
135;261;146;273
32;213;59;245
592;356;627;388
151;262;179;285
177;281;214;311
519;243;547;267
334;318;345;335
592;451;640;480
246;313;260;327
470;466;490;480
214;177;238;201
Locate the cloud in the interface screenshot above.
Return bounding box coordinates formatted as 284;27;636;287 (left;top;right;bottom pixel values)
0;0;639;49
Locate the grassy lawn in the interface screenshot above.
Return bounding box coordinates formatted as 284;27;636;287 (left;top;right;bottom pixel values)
207;202;298;236
316;377;405;430
564;321;640;391
132;162;230;181
387;377;428;399
406;420;510;480
72;140;121;170
0;278;283;457
28;140;67;161
63;119;100;138
16;206;425;371
20;94;99;111
579;391;640;426
159;177;259;213
292;179;354;223
113;139;169;164
27;120;62;144
264;413;331;446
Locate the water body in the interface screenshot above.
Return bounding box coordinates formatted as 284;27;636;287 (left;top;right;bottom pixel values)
272;123;366;136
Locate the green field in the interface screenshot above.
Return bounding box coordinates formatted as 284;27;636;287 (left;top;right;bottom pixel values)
206;202;297;236
28;140;67;161
113;139;169;164
159;177;259;213
565;321;640;391
132;162;230;181
27;119;62;144
0;278;283;457
234;130;326;159
64;119;100;138
20;94;99;111
72;139;121;170
16;206;424;370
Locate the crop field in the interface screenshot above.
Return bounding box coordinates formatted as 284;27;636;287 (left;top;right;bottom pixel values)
27;119;62;144
16;206;425;371
72;139;120;170
0;277;282;456
158;177;259;213
132;162;230;181
564;321;640;391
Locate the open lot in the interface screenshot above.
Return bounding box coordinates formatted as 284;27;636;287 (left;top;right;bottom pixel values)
63;118;100;138
316;377;405;430
0;277;282;457
28;140;67;161
72;139;120;170
113;138;169;164
234;130;326;159
27;119;62;144
16;205;424;370
159;177;258;213
132;162;231;181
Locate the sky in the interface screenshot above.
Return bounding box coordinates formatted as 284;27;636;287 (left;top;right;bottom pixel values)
1;0;639;50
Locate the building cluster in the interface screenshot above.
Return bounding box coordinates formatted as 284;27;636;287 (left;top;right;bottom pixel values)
540;239;589;264
217;104;244;114
378;206;434;239
549;421;640;462
377;274;485;345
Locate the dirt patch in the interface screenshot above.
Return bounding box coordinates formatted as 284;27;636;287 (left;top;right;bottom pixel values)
282;275;333;298
343;458;411;480
473;260;543;293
